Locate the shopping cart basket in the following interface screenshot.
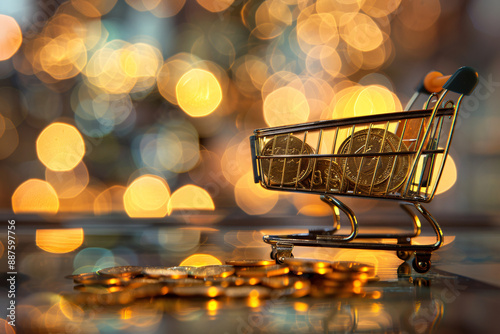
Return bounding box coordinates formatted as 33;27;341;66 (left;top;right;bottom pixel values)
250;67;478;273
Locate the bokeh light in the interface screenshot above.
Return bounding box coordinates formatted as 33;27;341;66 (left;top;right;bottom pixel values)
0;14;22;61
36;123;86;172
12;179;59;214
263;86;310;127
123;174;170;218
197;0;234;13
168;185;215;214
0;116;19;160
179;254;222;267
94;185;126;215
176;69;223;117
435;156;458;195
234;172;279;215
72;0;118;17
36;228;84;253
45;161;89;199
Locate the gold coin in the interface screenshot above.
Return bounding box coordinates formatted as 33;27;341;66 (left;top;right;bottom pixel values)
283;258;333;268
224;286;271;298
126;278;163;288
261;276;299;289
73;273;129;286
172;285;225;297
298;160;346;193
332;261;375;276
73;285;126;294
189;265;235;279
261;135;314;185
204;276;261;287
324;270;370;282
62;290;135;306
158;277;206;287
131;283;169;299
270;280;310;298
225;259;276;267
236;264;290;277
355;128;410;194
98;266;143;278
337;129;397;187
141;266;190;279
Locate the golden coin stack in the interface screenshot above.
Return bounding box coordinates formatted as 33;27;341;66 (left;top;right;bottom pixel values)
64;259;377;305
261;129;410;195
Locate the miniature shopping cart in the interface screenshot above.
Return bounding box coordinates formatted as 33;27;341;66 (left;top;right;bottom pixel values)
250;67;478;273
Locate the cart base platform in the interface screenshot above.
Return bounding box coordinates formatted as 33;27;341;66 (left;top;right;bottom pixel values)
264;195;443;273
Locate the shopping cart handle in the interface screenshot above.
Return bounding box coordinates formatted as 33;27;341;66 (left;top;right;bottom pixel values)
420;66;478;95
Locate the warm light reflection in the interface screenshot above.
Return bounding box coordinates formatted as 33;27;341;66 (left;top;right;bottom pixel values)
36;228;84;253
207;299;219;314
294;302;309;312
94;185;126;215
179;254;222;267
124;174;170;218
0;15;22;61
12;179;59;214
84;40;138;94
36;123;85;171
0;318;16;334
45;161;89;198
263;86;310;127
39;35;87;80
340;13;383;52
253;0;292;40
197;0;234;13
292;193;331;217
234;172;279;215
120;307;132;320
331;85;401;121
434;155;457;195
176;69;223;117
409;152;458;196
125;0;161;12
0;116;19;160
158;228;201;252
167;184;215;214
72;0;118;17
247;296;260;308
58;186;102;214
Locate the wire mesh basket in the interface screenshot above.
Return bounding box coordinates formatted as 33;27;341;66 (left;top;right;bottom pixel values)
250;67;478;273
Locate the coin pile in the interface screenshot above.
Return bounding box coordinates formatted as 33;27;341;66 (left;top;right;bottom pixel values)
63;259;376;306
261;129;410;195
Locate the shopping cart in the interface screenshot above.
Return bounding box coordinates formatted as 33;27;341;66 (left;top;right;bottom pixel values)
250;67;478;273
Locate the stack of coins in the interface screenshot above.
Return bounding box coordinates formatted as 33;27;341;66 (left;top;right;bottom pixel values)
261;129;410;195
63;259;377;306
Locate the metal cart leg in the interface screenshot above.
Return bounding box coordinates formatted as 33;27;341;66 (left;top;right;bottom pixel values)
263;197;444;273
316;195;359;242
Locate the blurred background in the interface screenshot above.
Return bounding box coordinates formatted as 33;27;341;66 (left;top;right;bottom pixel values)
2;2;500;333
0;0;499;221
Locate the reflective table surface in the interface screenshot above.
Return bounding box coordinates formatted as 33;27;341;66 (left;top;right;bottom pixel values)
1;214;500;334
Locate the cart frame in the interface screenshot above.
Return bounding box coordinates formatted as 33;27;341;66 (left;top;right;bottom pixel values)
250;67;478;273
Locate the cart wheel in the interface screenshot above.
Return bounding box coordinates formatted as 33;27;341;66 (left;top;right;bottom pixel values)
412;257;431;273
397;262;411;277
396;250;412;261
276;253;293;264
270;247;277;260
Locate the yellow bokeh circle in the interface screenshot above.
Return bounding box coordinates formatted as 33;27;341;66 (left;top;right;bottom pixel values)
176;69;222;117
12;179;59;214
123;175;170;218
36;123;85;171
